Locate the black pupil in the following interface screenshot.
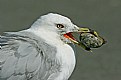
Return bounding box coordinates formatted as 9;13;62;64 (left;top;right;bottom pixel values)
57;24;64;28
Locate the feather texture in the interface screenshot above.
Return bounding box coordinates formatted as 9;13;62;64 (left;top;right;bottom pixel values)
0;32;61;80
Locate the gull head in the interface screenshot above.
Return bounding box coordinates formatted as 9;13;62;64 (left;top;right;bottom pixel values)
30;13;90;44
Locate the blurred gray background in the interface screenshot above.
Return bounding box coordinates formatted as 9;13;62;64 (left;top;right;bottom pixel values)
0;0;121;80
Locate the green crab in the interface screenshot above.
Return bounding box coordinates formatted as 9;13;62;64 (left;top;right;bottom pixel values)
78;28;106;51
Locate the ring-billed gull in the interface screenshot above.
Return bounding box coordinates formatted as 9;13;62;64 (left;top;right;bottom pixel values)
0;13;90;80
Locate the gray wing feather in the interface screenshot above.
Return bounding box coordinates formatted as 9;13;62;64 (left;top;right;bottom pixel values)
0;31;60;80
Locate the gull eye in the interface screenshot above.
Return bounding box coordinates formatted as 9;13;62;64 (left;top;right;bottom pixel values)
56;24;64;28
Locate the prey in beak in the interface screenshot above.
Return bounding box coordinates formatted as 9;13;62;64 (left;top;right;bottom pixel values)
63;27;91;44
63;27;106;52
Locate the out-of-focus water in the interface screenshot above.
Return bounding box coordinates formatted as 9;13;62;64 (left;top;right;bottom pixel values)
0;0;121;80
